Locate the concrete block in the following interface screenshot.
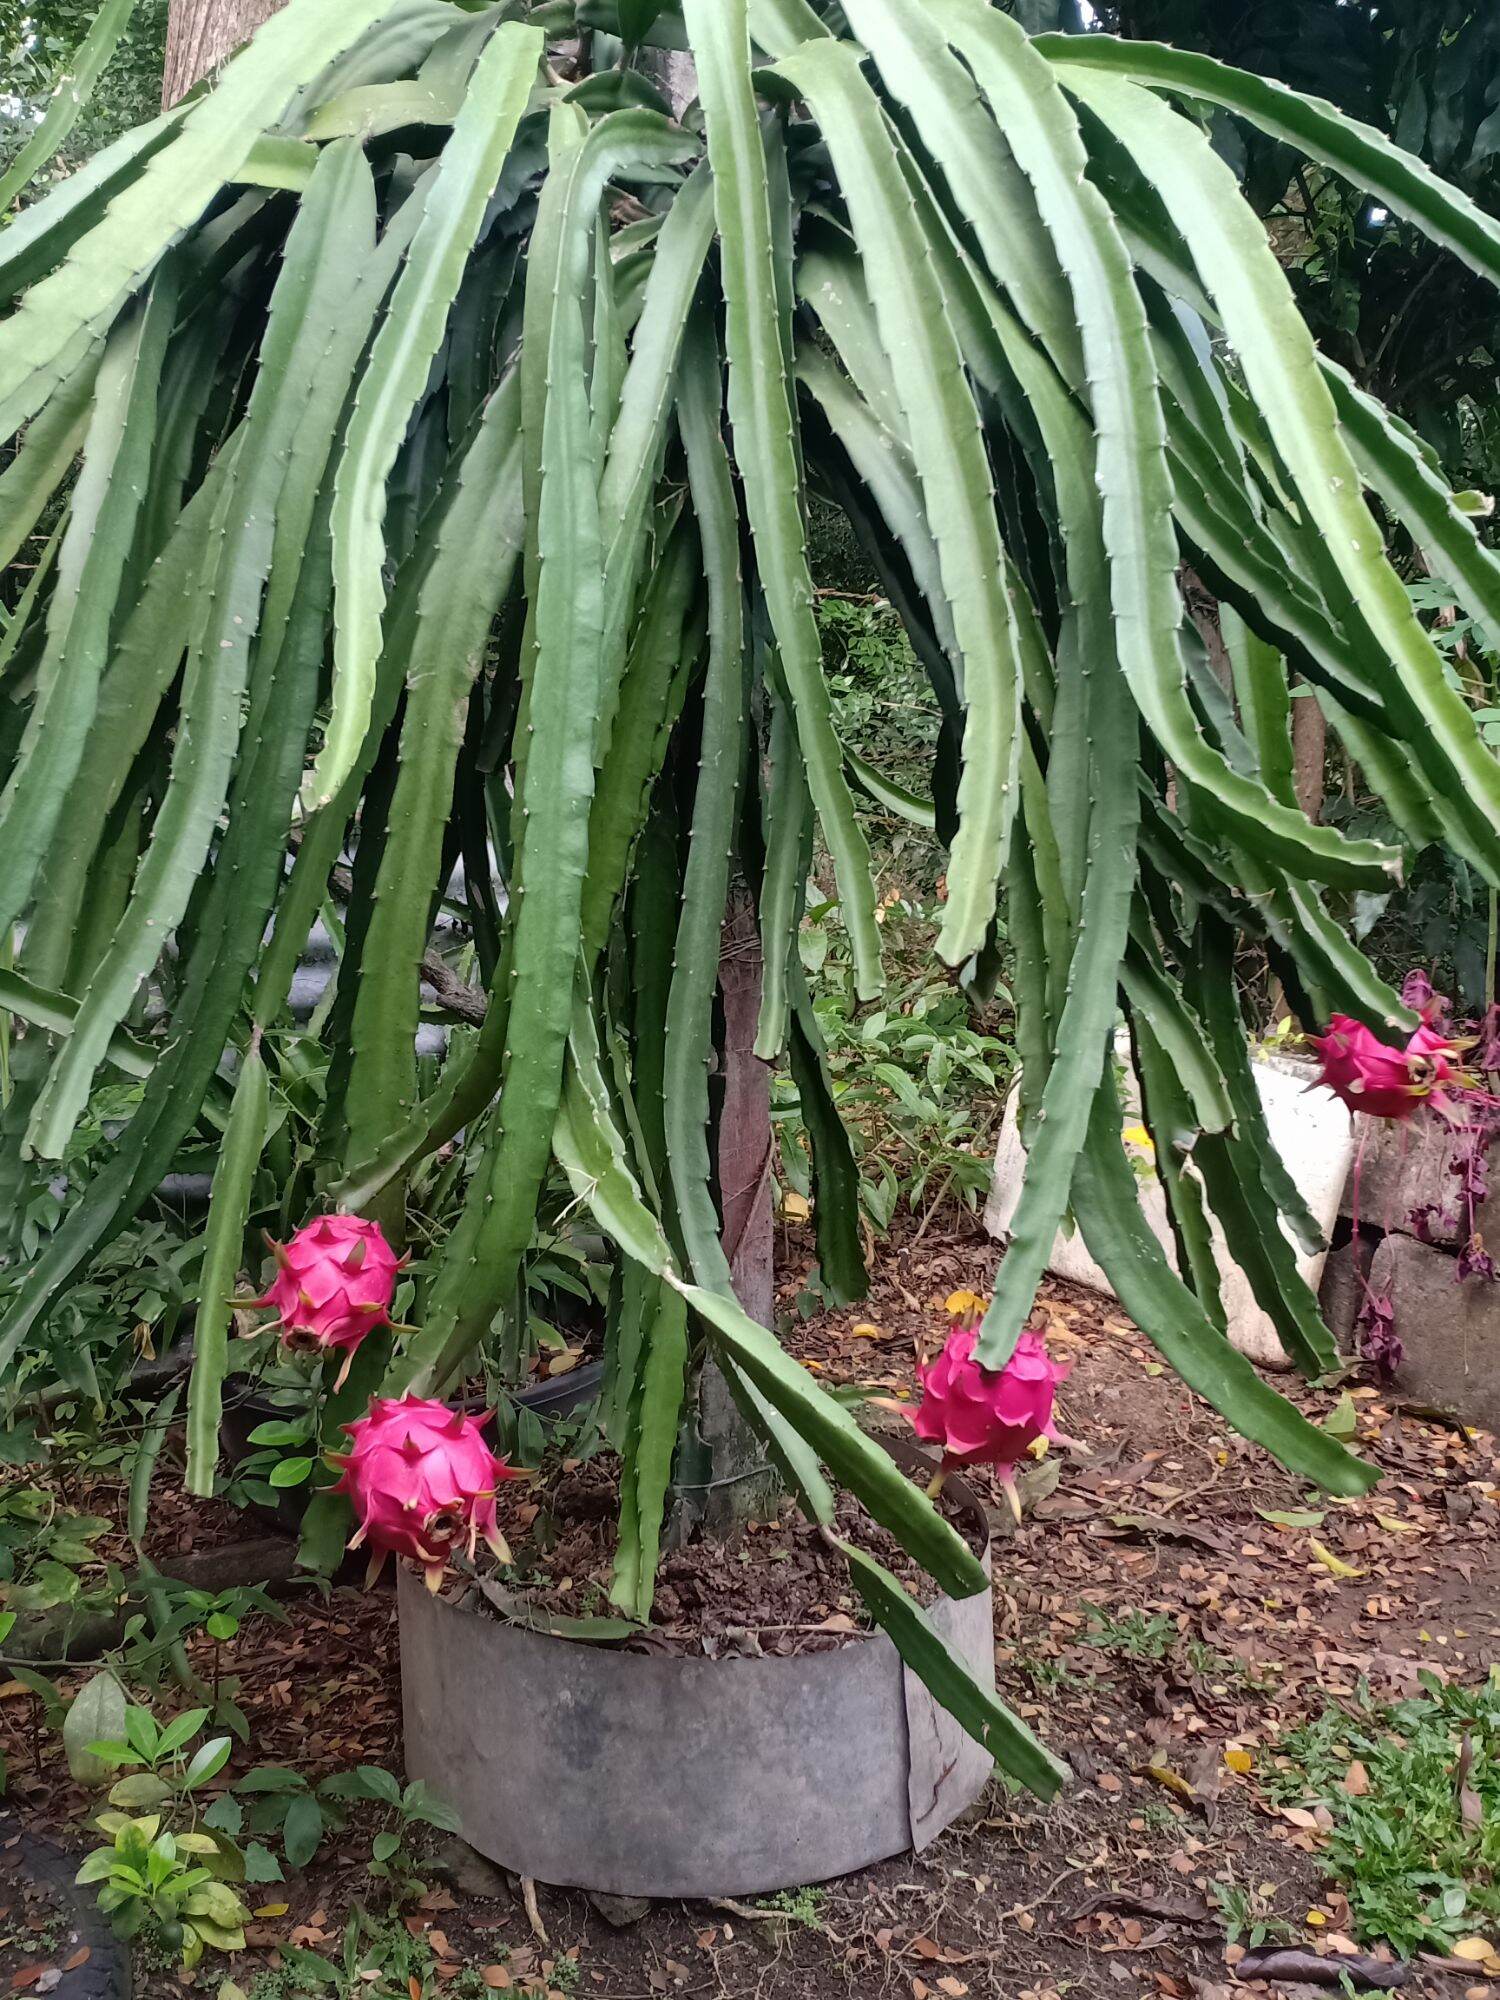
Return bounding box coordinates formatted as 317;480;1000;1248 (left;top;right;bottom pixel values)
1369;1232;1500;1432
986;1044;1353;1370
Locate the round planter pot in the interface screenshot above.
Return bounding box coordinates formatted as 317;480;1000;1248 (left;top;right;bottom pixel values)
398;1458;995;1898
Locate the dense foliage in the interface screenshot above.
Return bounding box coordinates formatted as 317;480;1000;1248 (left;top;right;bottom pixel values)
5;0;1500;1775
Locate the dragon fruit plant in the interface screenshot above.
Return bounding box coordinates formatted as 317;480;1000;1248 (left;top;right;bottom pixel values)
14;0;1500;1799
330;1394;514;1590
249;1215;404;1389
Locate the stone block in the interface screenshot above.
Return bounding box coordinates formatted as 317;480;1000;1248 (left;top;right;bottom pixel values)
986;1043;1353;1370
1318;1234;1374;1349
1339;1118;1466;1247
1368;1232;1500;1432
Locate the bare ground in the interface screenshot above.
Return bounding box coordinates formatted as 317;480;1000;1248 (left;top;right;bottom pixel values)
3;1217;1497;2000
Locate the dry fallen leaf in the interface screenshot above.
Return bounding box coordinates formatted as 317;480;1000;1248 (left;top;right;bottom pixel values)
1341;1761;1371;1797
1453;1939;1498;1963
1135;1763;1197;1804
1310;1538;1365;1579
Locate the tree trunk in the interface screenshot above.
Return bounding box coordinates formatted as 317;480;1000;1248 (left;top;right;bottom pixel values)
674;882;779;1544
717;881;775;1332
1292;687;1328;824
162;0;284;105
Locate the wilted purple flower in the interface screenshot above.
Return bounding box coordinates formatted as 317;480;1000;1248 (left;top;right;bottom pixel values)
1355;1289;1403;1380
1450;1127;1491;1204
1408;1201;1457;1243
1401;968;1450;1026
1475;1004;1500;1076
1457;1237;1497;1283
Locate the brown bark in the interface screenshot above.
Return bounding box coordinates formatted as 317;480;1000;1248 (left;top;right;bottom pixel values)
717;880;775;1333
1292;686;1328;823
162;0;285;106
672;882;779;1544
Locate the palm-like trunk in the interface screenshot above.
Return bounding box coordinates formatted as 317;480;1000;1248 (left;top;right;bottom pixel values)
162;0;284;105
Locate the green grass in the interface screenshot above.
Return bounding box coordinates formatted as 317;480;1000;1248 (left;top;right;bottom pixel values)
756;1886;827;1928
1264;1669;1500;1955
1080;1608;1178;1661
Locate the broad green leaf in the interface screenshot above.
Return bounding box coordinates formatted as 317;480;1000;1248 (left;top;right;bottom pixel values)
63;1672;128;1787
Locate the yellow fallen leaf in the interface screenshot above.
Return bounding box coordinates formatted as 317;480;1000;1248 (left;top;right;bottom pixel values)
1224;1748;1253;1774
253;1903;289;1919
1309;1537;1365;1579
781;1191;810;1221
851;1321;883;1339
1134;1763;1197;1803
1452;1938;1497;1963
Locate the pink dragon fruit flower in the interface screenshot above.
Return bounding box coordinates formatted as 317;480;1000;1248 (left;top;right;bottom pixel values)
250;1214;403;1386
1308;1014;1462;1121
330;1394;515;1590
912;1325;1070;1520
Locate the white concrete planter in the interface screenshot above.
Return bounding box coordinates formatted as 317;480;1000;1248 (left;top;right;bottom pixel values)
399;1469;995;1897
986;1040;1353;1368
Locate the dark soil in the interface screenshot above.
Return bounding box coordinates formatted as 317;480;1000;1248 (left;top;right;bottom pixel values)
2;1217;1497;2000
0;1839;74;1993
470;1450;986;1654
0;1819;118;1997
